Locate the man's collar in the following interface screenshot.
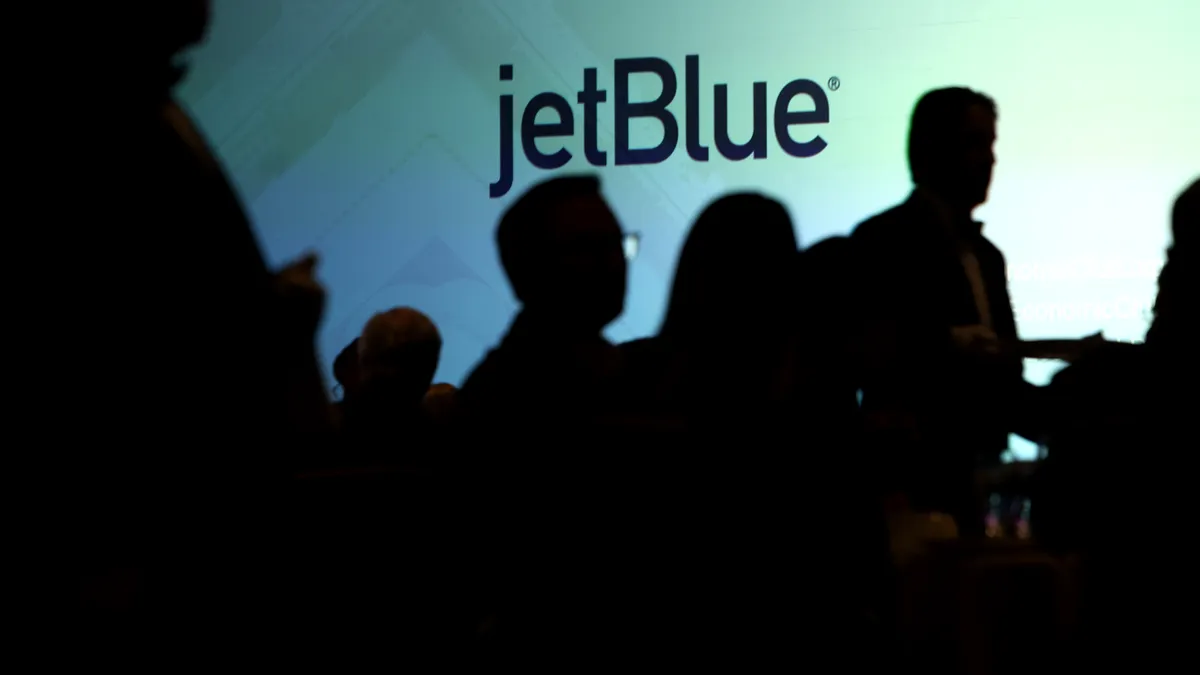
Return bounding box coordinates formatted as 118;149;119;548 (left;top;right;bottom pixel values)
506;309;612;346
910;187;984;238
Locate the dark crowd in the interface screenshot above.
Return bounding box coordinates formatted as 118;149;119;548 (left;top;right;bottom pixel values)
68;3;1198;672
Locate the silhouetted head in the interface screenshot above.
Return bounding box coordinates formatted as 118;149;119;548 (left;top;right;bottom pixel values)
497;175;626;332
908;87;998;212
660;193;798;344
358;307;442;402
333;338;362;399
421;383;459;427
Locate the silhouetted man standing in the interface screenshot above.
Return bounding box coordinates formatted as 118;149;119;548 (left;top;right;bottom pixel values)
456;175;632;670
68;1;331;665
853;88;1028;534
458;174;628;446
1039;178;1197;668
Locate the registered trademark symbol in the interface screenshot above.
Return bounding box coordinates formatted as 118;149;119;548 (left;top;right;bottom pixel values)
828;76;840;91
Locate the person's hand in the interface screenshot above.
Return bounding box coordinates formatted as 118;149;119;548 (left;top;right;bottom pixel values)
951;324;1002;356
1077;331;1106;358
275;253;325;337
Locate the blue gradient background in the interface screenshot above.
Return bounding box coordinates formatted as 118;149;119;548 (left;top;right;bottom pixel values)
180;0;1198;456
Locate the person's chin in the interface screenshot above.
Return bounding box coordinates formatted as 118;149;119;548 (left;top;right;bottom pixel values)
177;6;212;50
968;187;990;209
183;25;210;51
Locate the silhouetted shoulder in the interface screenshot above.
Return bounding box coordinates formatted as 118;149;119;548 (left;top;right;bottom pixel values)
617;336;671;407
619;336;664;365
851;202;911;245
457;348;502;402
974;233;1007;263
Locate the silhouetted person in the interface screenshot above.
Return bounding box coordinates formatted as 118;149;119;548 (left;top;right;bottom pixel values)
795;235;868;433
852;87;1030;534
1040;178;1198;667
618;194;804;663
456;175;636;669
621;197;881;665
457;174;628;448
344;307;443;465
69;0;331;664
421;382;459;431
624;193;800;425
67;0;331;445
795;235;896;653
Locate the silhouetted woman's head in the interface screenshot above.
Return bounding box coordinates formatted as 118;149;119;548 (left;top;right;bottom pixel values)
660;193;798;344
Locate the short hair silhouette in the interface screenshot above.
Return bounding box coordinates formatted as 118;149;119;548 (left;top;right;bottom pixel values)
496;174;602;300
358;307;442;389
908;87;997;183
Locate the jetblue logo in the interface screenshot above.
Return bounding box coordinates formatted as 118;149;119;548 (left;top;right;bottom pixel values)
490;55;832;198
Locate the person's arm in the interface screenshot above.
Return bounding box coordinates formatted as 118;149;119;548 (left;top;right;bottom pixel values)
854;234;953;415
269;255;334;436
976;246;1042;442
164;98;334;442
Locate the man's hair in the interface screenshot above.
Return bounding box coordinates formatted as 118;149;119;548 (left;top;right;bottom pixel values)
907;87;998;182
496;175;602;296
358;307;442;387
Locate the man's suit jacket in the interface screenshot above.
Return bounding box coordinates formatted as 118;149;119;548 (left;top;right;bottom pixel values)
851;192;1024;455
